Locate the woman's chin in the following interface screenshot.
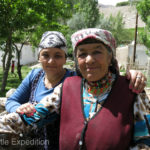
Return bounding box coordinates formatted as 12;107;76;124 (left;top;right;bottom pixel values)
83;72;107;82
84;75;100;82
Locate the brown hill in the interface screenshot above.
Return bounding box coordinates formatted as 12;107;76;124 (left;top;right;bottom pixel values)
99;5;145;29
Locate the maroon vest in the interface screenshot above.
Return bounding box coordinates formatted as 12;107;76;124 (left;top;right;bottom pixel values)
60;76;135;150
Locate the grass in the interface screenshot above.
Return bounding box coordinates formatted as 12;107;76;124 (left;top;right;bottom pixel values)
0;66;32;97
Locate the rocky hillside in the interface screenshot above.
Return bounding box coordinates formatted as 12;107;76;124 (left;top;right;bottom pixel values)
99;5;145;29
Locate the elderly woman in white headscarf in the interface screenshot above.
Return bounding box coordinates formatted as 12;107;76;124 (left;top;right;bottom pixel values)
60;28;150;150
0;29;148;150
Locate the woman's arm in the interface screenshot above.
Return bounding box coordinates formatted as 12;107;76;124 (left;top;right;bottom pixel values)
5;69;41;113
0;83;62;135
21;83;62;127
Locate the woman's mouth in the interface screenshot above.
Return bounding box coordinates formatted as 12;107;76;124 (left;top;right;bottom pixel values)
46;66;57;69
86;67;98;71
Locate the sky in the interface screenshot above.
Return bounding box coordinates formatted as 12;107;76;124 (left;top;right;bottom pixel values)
98;0;128;6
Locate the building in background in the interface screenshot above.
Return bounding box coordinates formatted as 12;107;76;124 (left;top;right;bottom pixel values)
116;44;149;70
0;44;38;66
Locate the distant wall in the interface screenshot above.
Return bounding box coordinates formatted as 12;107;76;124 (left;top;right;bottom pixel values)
116;46;129;68
0;44;38;66
128;44;149;68
116;44;149;69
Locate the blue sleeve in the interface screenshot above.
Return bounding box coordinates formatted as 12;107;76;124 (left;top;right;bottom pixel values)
5;69;42;113
134;114;150;146
66;69;77;77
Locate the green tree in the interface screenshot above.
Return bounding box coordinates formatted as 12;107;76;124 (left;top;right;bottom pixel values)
116;1;130;6
66;0;99;56
137;0;150;49
68;0;99;29
0;0;72;92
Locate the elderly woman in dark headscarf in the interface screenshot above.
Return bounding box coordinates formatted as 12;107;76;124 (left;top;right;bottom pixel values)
0;29;148;150
4;31;76;150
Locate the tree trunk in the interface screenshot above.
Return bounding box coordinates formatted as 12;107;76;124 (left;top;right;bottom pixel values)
1;35;12;92
17;63;22;81
2;44;8;71
13;43;24;81
17;51;22;81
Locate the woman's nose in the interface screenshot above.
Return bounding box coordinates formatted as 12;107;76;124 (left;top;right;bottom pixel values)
48;57;55;63
85;55;94;64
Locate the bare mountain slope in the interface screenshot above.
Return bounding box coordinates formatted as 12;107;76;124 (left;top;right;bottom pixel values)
99;5;145;29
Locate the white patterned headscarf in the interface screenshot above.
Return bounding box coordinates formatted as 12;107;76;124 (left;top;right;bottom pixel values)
71;28;116;54
38;31;67;54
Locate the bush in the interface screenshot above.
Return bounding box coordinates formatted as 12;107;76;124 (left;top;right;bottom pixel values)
116;1;130;6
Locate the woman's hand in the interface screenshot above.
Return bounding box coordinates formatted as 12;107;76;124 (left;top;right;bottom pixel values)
126;70;147;94
16;103;36;116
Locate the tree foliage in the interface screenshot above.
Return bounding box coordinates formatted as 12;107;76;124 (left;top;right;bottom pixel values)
0;0;72;92
137;0;150;49
116;1;130;6
66;0;99;56
137;0;150;23
97;12;132;45
67;0;99;30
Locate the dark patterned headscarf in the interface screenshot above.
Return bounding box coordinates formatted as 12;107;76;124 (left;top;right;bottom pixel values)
38;31;67;54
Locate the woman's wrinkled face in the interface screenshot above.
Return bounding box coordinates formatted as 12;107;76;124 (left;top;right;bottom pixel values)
39;48;66;75
76;43;112;82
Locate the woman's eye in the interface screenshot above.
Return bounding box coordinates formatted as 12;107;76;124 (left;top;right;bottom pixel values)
78;53;87;58
93;51;101;55
55;55;63;59
42;54;49;58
